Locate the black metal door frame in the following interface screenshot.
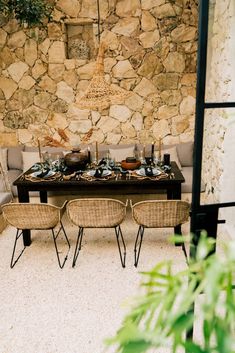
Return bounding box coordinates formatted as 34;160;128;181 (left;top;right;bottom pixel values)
190;0;235;257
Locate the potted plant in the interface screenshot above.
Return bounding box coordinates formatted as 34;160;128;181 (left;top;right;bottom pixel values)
0;0;52;26
107;234;235;352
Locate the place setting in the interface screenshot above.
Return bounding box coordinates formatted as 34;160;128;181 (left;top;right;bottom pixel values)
25;165;61;182
131;166;169;181
81;168;115;181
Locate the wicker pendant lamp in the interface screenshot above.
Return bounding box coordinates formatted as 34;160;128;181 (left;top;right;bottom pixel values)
77;1;127;110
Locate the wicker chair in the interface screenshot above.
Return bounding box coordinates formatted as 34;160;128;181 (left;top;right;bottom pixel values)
131;200;190;267
66;198;127;268
2;202;70;268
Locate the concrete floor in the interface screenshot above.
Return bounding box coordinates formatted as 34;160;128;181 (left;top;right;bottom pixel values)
0;193;229;353
0;198;190;353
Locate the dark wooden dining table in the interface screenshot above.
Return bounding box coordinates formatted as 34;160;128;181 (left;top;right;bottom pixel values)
13;161;185;246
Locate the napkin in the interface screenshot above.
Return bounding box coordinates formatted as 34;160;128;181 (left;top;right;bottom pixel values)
145;167;153;177
94;168;104;178
37;168;50;178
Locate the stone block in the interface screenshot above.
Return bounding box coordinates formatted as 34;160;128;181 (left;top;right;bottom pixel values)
112;60;137;79
56;0;81;17
7;30;26;48
7;61;29;83
56;81;74;103
24;39;38;67
48;41;66;64
116;0;141;17
112;18;140;37
0;77;17;99
139;29;160;48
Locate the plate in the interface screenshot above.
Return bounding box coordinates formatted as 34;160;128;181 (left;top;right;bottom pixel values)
136;168;161;177
87;170;111;177
31;170;56;179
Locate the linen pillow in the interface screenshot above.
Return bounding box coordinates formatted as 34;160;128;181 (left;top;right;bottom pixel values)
176;142;193;167
22;151;40;172
7;145;24;170
155;146;182;169
0;148;8;172
109;146;135;162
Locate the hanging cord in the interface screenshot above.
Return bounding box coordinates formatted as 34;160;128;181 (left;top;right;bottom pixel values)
97;0;101;43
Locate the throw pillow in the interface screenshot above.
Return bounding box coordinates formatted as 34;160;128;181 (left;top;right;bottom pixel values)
7;145;24;170
109;146;135;162
176;142;193;167
155;146;182;169
22;151;40;172
0;148;8;172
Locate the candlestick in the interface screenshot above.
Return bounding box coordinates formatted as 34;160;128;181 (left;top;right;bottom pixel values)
158;136;162;161
37;138;42;163
95;141;99;163
143;144;146;158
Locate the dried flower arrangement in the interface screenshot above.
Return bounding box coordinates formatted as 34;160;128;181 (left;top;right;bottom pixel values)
40;128;94;149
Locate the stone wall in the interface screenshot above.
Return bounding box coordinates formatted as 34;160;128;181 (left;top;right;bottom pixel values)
0;0;198;147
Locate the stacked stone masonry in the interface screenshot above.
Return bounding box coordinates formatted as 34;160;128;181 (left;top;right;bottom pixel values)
0;0;198;147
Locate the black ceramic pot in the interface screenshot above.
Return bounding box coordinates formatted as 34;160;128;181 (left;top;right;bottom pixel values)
64;148;89;170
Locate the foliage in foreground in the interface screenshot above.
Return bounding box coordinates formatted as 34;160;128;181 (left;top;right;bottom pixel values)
107;235;235;353
0;0;52;26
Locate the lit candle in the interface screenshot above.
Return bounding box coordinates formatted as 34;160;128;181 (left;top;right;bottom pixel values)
151;141;154;157
87;146;91;164
95;141;99;162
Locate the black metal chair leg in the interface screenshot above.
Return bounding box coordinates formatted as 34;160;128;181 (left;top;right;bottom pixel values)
174;225;182;246
72;227;84;268
114;225;126;268
10;229;26;268
134;225;145;267
182;242;188;264
52;221;71;269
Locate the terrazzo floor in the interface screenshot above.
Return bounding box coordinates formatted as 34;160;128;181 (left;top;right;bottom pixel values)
0;194;228;353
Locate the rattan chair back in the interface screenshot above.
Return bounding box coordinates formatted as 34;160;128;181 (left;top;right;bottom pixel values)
2;203;63;230
131;200;190;267
67;198;127;228
2;202;70;268
131;200;190;228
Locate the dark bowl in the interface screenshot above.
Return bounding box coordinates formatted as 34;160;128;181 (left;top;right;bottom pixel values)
125;157;136;163
64;150;89;170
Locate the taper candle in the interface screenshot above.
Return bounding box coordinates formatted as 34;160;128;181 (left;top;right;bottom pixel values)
95;141;99;162
151;141;154;156
37;138;42;163
143;144;146;158
87;146;91;164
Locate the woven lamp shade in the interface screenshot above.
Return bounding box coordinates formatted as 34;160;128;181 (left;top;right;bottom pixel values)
77;42;127;110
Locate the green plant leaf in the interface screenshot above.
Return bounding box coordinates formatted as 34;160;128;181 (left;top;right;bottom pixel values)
184;341;206;353
170;313;194;335
107;236;235;353
122;340;151;353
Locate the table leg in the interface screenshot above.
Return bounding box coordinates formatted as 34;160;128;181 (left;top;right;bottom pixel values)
17;186;31;247
172;185;181;200
40;191;48;203
171;185;182;243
